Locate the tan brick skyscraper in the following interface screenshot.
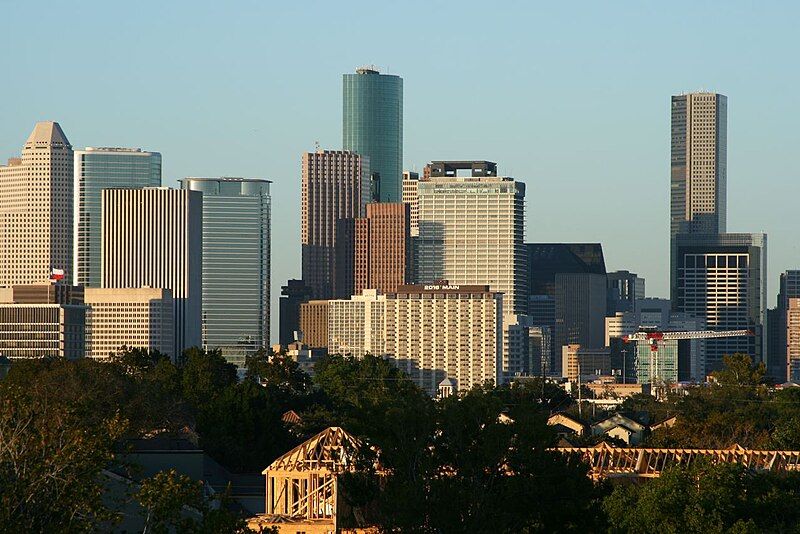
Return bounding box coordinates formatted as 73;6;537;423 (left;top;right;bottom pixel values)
0;122;73;285
301;150;368;299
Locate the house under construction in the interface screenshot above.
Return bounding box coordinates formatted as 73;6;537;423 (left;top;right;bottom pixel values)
247;426;379;533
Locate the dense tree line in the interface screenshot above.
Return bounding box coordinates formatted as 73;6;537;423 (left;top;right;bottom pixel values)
3;349;800;532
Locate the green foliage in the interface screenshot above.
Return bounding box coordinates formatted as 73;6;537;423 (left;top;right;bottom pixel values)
604;461;800;533
136;469;249;533
0;384;127;532
245;349;312;400
179;347;238;409
711;353;767;388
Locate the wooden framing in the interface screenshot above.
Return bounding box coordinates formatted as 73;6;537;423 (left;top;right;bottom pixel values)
553;442;800;480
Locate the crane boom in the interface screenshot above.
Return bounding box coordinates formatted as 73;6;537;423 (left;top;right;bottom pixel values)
622;329;752;342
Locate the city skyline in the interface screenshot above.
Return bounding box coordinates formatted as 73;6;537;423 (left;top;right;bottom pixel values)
2;2;798;342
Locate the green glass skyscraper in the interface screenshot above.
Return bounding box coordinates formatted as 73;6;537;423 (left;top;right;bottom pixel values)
343;67;403;202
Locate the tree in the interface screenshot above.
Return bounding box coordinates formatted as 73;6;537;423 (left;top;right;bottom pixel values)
604;461;800;533
180;348;238;409
136;469;249;533
0;386;127;532
711;353;767;388
245;349;312;399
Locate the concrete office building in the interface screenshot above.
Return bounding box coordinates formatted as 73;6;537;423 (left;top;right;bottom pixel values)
334;202;411;298
302;150;369;300
670;93;728;300
607;270;645;313
327;289;386;358
73;147;161;287
102;188;202;357
384;283;502;395
0;122;73;285
183;178;271;365
0;284;86;359
279;279;312;346
416;162;526;314
503;314;539;381
402;171;419;237
299;300;329;350
528;326;552;376
673;233;766;373
343;67;403;202
84;287;173;360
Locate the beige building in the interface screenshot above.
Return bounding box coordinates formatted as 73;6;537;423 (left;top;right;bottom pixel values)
101;188;202;357
402;170;419;237
416;167;526;314
0;284;86;359
384;283;502;395
0;122;73;285
298;300;329;349
301;150;369;300
327;289;386;358
84;288;174;360
788;298;800;381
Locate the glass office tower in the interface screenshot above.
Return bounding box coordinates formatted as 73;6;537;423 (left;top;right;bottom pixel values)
183;178;271;366
73;147;161;287
343;67;403;202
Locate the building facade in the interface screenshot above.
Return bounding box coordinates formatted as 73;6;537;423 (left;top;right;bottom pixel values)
771;271;800;381
0;122;73;285
561;345;611;383
553;272;608;374
343;67;403;202
416;173;526;314
670;92;728;302
335;202;411;298
0;284;86;359
673;233;766;373
101;188;202;357
788;298;800;382
279;279;312;346
607;270;645;314
402;171;419;237
299;300;329;350
84;287;173;360
327;289;386;358
301;150;368;300
183;178;271;365
384;283;502;395
73;147;161;287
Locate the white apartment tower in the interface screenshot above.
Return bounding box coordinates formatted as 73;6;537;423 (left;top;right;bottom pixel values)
101;188;202;356
327;289;386;358
416;162;526;314
401;171;419;237
0;122;73;285
385;283;502;395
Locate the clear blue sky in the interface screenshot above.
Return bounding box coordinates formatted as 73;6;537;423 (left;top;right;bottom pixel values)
2;1;798;342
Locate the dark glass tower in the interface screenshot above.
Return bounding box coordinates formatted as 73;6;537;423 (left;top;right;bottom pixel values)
343;67;403;202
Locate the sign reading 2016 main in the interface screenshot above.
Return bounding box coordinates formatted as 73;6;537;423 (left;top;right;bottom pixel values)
424;284;461;290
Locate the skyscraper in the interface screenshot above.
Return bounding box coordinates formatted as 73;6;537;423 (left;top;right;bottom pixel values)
416;162;526;314
670;92;728;299
670;92;727;237
673;233;766;373
183;178;271;366
0;122;73;285
301;150;368;299
607;270;645;314
771;271;800;381
553;272;607;374
101;188;202;356
402;171;419;237
334;202;411;298
74;147;161;287
343;67;403;202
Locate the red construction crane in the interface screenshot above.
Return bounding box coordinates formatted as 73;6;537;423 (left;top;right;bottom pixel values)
621;328;753;388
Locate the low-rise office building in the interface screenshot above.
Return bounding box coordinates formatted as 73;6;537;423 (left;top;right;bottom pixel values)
84;287;173;360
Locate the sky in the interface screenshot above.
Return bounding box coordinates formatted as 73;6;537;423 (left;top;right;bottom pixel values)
2;1;798;342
